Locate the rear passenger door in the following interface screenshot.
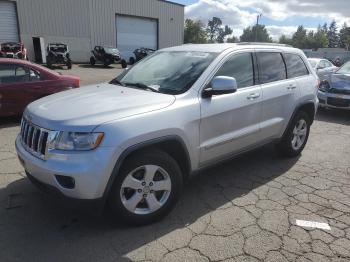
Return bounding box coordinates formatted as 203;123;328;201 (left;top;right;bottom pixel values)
256;51;300;140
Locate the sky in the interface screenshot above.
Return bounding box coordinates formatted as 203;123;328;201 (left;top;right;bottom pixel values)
170;0;350;40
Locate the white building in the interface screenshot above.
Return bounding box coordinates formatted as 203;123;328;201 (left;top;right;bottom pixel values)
0;0;184;62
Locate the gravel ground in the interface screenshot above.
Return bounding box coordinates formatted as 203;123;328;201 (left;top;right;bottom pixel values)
0;67;350;261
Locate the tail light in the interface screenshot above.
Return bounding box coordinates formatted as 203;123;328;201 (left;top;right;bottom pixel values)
74;78;80;88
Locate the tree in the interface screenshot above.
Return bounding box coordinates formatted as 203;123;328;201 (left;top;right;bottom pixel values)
206;17;223;43
279;34;293;45
327;20;339;48
240;24;272;42
217;25;233;43
339;22;350;50
206;17;233;43
313;27;329;49
292;25;307;48
227;35;238;43
184;19;207;44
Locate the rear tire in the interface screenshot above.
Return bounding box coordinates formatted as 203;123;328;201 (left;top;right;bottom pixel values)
90;56;96;66
46;56;52;68
108;150;183;226
121;59;127;69
276;111;311;157
67;60;72;70
129;57;135;65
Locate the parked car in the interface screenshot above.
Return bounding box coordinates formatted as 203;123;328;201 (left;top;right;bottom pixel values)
318;61;350;109
0;42;28;60
308;58;338;80
46;43;72;69
0;59;80;117
129;47;155;65
90;46;127;68
16;44;318;225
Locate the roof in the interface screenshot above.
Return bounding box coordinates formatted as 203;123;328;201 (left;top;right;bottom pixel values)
162;43;298;53
158;0;184;7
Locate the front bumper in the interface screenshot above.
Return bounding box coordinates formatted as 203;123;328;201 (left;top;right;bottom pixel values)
15;135;116;200
318;90;350;110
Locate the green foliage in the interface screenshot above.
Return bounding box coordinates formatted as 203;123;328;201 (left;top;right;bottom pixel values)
184;19;207;44
327;20;339;48
206;17;233;43
339;23;350;50
227;35;238;43
240;24;272;43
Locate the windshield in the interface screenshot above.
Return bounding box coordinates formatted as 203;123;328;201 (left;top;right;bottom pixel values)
115;51;217;94
105;48;119;53
308;60;317;68
50;45;66;52
336;62;350;74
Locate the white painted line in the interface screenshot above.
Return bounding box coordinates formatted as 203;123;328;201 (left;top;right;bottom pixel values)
296;219;331;230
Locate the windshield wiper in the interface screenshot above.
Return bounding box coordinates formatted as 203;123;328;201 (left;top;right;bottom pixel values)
123;82;160;93
109;78;126;86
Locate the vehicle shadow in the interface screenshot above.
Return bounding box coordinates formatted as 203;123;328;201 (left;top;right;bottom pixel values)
0;116;21;128
0;145;299;261
78;64;119;70
316;108;350;125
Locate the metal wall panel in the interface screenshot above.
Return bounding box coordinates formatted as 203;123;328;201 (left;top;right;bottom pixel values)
0;1;19;43
12;0;184;62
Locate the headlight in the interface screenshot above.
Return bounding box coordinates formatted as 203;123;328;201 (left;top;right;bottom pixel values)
48;131;104;151
319;81;330;92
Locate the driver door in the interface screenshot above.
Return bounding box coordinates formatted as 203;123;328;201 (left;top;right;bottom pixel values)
199;52;263;165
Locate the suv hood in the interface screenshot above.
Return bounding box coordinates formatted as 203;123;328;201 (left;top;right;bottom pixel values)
329;73;350;90
25;83;175;131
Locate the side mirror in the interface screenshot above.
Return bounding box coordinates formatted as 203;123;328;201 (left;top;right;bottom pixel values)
202;76;238;98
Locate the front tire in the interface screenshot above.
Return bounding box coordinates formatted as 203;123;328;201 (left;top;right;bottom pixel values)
276;111;311;157
108;150;183;225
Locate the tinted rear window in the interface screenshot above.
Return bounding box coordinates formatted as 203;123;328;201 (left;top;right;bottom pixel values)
257;52;286;84
284;53;309;78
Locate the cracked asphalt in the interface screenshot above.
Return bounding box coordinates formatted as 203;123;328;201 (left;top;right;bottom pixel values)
1;75;350;261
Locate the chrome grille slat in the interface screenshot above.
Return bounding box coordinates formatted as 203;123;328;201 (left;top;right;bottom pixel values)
20;117;49;160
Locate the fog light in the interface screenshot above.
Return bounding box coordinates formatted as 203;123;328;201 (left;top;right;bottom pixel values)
55;175;75;189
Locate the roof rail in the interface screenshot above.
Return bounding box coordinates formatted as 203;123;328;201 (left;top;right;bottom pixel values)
237;42;293;47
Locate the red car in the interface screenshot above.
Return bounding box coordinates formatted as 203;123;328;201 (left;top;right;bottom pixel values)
0;58;80;117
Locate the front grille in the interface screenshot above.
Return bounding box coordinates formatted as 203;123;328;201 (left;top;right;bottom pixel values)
6;54;14;58
327;97;350;107
20;118;49;159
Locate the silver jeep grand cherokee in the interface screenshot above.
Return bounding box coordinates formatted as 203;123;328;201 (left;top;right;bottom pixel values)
16;43;318;225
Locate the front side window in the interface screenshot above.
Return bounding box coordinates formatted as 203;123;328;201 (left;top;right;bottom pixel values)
0;64;29;84
115;51;217;94
30;69;41;81
323;60;333;68
215;53;254;88
284;53;309;78
257;52;286;84
318;60;326;69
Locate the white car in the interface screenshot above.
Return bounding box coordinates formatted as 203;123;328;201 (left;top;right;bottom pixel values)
16;43;319;225
308;58;338;80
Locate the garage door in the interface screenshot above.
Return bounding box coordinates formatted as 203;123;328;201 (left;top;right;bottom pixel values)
0;1;19;43
116;15;157;59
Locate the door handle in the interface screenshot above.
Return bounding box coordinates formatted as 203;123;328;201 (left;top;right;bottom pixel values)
287;85;297;90
247;93;260;100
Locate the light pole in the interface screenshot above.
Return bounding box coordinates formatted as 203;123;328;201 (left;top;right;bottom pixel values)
255;13;262;42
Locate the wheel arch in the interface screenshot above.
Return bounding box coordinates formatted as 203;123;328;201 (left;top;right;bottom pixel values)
282;101;316;139
102;135;192;200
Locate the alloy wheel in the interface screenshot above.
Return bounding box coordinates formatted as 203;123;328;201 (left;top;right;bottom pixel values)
120;165;172;215
291;119;308;151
